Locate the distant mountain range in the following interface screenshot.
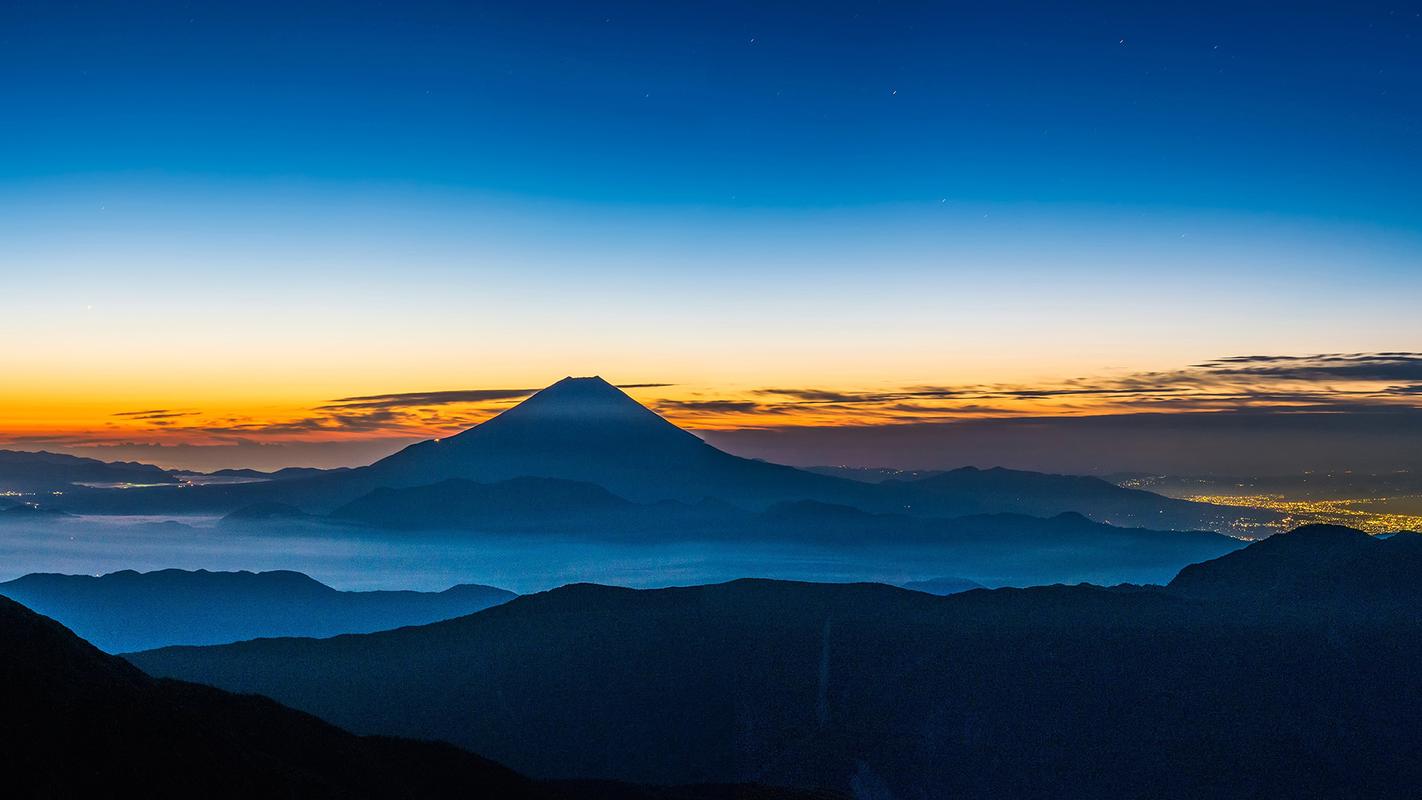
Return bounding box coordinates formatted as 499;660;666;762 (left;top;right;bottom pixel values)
129;525;1422;799
878;465;1258;529
0;569;515;652
0;593;833;799
0;449;178;493
51;377;1282;536
323;478;1243;585
182;466;350;481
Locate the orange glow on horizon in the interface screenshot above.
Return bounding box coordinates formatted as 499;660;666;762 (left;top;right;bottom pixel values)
4;356;1416;453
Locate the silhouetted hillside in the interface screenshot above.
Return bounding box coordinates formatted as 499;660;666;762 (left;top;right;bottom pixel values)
130;525;1422;798
194;466;346;481
1169;523;1422;607
0;592;547;798
746;505;1242;585
0;595;832;799
333;477;637;529
0;569;515;652
885;465;1276;531
0;449;176;493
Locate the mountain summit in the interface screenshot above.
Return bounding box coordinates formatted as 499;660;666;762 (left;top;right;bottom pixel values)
432;377;703;453
366;376;854;506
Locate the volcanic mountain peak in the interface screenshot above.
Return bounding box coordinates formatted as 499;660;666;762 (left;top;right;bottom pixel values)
487;376;676;425
398;375;704;459
361;375;732;503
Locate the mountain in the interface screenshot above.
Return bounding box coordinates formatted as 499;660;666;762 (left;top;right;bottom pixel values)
882;465;1278;531
0;593;544;798
1169;523;1422;607
51;377;910;516
0;594;832;799
330;476;752;543
187;466;347;481
746;504;1243;585
0;569;515;652
333;476;638;529
363;376;870;509
130;526;1422;798
0;449;177;493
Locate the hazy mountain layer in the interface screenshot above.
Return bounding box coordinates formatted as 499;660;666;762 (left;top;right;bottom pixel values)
0;569;515;652
328;478;1243;585
0;449;177;493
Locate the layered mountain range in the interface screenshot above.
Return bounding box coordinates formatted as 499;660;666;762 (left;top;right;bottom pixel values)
33;377;1278;536
127;525;1422;799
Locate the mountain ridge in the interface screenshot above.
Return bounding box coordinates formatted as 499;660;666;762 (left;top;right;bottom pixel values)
129;525;1422;798
0;593;835;799
0;568;516;652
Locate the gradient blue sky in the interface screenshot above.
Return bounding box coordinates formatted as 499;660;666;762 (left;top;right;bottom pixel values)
5;1;1420;212
2;1;1420;469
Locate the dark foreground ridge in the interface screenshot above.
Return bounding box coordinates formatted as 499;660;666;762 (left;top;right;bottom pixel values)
0;594;837;799
0;592;540;798
130;525;1422;799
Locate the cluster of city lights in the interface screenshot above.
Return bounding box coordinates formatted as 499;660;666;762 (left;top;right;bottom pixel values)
1189;494;1422;536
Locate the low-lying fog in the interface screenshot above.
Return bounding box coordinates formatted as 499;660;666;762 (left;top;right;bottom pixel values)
0;515;1206;592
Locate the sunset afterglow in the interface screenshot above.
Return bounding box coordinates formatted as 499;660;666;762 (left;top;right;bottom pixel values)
3;2;1419;470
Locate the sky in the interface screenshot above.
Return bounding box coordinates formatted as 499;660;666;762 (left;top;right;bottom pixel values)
1;1;1420;472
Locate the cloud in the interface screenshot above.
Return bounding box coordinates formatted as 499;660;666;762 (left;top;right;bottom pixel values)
706;352;1422;426
883;403;1016;415
190;409;413;436
655;399;764;414
112;409;201;420
754;388;972;404
1193;352;1422;382
320;389;536;411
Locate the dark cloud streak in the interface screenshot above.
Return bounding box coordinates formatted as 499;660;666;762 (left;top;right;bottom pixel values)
321;389;536;411
112;409;201;420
